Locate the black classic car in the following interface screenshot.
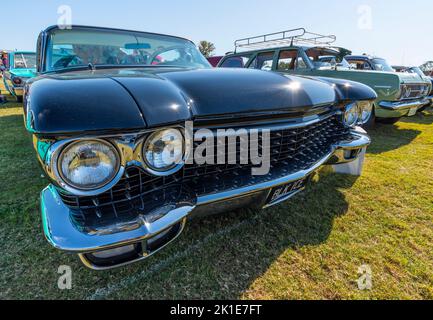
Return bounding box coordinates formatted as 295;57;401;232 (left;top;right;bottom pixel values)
24;25;376;270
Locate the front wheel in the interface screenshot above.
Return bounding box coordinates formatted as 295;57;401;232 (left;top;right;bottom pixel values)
376;117;401;125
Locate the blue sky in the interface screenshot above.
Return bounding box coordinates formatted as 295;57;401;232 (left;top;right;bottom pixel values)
2;0;432;66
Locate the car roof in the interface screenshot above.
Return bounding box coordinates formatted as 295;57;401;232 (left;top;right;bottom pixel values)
227;45;347;56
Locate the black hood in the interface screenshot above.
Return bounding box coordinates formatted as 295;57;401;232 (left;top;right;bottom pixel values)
26;67;371;135
113;68;337;125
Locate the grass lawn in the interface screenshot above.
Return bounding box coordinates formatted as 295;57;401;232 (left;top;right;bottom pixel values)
0;102;432;300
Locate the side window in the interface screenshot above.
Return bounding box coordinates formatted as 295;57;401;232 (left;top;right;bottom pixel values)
348;60;372;70
220;55;250;68
363;62;373;70
249;52;275;71
296;57;307;69
277;50;303;71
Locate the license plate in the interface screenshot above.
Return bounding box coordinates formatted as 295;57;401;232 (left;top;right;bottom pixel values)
266;177;309;206
408;107;418;117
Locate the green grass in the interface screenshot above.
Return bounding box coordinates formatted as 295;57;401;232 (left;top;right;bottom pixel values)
0;102;432;300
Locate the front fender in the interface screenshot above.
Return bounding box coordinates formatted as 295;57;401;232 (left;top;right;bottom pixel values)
316;77;378;102
25;76;147;135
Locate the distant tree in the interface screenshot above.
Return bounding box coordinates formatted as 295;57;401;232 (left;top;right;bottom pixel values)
198;41;216;58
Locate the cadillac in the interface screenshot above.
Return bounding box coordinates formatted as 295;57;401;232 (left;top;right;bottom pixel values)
24;25;376;270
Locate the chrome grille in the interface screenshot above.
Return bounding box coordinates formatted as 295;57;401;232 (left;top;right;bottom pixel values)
60;114;351;228
401;84;429;100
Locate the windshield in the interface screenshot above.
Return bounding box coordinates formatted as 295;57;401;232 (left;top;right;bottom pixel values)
371;58;394;72
306;48;352;70
46;28;211;71
14;53;36;69
408;67;425;77
314;56;352;70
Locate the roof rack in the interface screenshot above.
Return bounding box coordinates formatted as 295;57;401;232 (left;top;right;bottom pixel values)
234;28;336;52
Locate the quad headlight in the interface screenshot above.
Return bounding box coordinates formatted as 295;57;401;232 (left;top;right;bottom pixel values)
343;101;373;127
343;103;359;127
58;140;120;190
143;128;184;174
358;101;373;124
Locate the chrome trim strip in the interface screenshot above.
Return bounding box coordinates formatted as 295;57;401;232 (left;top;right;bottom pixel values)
374;85;392;89
194;111;338;135
41;128;370;255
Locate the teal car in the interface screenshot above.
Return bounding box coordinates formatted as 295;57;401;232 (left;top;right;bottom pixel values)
1;51;37;102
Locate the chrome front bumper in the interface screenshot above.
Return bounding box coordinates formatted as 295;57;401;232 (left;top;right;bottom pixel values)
41;128;371;270
378;99;431;117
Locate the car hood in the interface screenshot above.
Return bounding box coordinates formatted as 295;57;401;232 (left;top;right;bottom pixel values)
111;68;337;125
347;69;430;85
28;67;343;134
396;72;430;84
10;68;37;78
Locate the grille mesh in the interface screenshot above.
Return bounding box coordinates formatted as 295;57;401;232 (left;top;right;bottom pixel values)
403;84;429;100
59;114;350;229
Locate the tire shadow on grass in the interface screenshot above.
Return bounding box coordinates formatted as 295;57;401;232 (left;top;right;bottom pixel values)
400;109;433;125
366;124;421;155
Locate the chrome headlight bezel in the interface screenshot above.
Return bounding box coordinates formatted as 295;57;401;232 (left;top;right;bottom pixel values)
51;139;123;195
142;128;186;176
357;101;374;124
343;103;360;128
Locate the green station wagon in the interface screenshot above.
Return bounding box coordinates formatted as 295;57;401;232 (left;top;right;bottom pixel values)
218;29;432;125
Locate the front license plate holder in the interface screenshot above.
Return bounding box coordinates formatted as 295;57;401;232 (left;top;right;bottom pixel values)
407;107;418;117
266;176;310;207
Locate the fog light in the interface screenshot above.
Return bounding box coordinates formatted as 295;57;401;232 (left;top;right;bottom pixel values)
92;245;136;259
